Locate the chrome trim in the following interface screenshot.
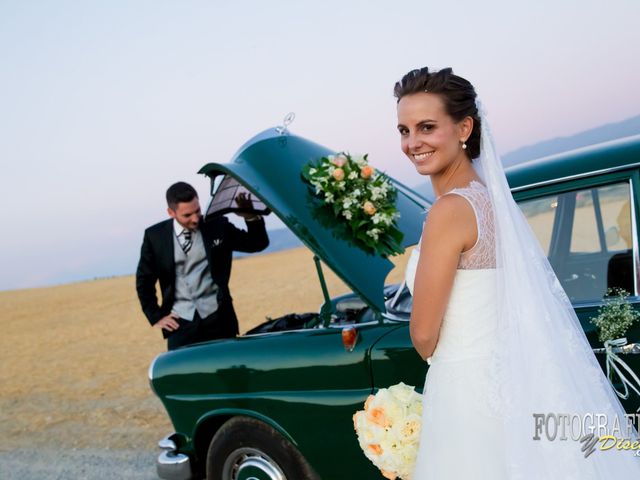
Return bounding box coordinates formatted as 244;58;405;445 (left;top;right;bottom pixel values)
223;447;285;480
381;312;410;322
386;280;406;311
159;436;177;451
510;163;640;193
148;353;161;382
325;319;381;329
630;177;639;296
573;295;640;309
237;457;285;480
148;353;162;397
157;434;192;480
573;299;611;309
593;342;640;355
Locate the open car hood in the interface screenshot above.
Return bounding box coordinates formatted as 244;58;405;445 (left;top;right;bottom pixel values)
199;128;430;314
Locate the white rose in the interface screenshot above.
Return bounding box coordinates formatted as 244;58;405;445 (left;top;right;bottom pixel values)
392;412;422;444
388;382;417;404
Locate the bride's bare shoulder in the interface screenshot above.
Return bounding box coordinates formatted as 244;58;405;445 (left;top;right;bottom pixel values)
423;194;476;249
427;193;475;224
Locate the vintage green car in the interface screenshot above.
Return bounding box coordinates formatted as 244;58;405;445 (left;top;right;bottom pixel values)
150;129;640;480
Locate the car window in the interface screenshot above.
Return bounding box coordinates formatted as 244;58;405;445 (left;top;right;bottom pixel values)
570;189;600;254
518;180;636;303
518;195;559;256
600;183;633;253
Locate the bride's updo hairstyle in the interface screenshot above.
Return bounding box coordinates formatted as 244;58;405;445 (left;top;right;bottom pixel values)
393;67;481;161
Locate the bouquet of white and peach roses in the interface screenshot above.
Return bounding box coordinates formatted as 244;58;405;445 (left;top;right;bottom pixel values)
352;382;423;480
301;152;404;256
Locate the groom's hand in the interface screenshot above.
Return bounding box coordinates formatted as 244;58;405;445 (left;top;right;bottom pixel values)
235;192;257;219
154;313;180;332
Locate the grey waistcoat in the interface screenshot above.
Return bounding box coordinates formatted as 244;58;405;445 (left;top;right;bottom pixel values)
172;230;219;321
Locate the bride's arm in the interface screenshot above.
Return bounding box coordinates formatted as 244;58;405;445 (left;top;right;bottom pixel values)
410;194;473;361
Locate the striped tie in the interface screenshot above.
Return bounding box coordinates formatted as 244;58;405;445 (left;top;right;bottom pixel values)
182;229;193;254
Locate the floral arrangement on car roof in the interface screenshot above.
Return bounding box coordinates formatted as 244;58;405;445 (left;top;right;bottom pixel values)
301;152;404;256
352;382;423;479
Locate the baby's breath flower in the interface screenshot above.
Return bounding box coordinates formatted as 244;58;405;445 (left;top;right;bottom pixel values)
366;228;381;240
591;288;640;343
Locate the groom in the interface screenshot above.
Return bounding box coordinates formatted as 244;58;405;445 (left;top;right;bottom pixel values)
136;181;269;350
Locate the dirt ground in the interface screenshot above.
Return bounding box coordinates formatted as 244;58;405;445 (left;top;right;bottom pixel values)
0;246;410;455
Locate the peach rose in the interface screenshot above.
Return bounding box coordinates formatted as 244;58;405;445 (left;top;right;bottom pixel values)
368;444;383;456
381;470;397;480
332;168;345;181
368;407;389;427
360;165;374;179
363;201;376;215
332;155;348;167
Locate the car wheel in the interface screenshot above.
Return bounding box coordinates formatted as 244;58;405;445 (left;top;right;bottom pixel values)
206;416;319;480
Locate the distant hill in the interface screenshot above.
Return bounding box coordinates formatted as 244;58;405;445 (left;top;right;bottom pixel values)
413;114;640;200
501;114;640;168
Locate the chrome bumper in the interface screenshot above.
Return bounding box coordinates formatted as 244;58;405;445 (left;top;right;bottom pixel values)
157;434;193;480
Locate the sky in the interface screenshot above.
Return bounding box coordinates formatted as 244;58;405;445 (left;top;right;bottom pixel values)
1;0;639;291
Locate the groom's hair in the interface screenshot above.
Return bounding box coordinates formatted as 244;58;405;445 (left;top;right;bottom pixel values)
393;67;481;160
166;182;198;210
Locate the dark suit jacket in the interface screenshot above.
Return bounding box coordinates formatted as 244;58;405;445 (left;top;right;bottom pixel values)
135;216;269;338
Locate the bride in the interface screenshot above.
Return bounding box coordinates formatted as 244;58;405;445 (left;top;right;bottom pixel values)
396;67;640;478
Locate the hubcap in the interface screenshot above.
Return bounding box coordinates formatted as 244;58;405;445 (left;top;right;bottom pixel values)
222;447;286;480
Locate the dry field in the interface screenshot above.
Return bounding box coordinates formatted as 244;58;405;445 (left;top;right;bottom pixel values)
0;246;411;455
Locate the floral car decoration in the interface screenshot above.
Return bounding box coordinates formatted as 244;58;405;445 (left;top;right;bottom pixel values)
591;288;640;343
590;288;640;400
302;152;404;256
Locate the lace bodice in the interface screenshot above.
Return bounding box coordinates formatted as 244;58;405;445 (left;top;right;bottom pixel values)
438;180;496;270
405;180;496;294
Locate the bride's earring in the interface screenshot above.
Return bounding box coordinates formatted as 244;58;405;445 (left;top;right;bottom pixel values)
461;140;467;150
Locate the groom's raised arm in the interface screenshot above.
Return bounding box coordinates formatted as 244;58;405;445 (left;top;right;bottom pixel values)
225;216;269;253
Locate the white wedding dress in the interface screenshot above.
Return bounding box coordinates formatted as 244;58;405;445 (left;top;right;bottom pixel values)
409;180;509;479
407;180;640;479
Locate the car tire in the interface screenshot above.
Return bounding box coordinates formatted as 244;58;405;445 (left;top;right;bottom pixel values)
206;416;320;480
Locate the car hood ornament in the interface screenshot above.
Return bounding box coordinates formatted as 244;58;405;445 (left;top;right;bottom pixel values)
275;112;295;136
